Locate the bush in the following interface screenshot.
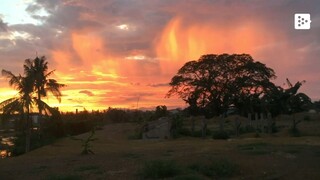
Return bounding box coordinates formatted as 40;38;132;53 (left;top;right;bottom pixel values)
212;131;229;140
140;160;180;179
189;159;237;178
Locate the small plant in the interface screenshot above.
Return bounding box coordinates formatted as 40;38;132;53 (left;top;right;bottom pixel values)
140;160;180;179
70;127;97;155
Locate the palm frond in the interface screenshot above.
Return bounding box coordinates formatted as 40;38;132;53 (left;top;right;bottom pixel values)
1;69;21;88
33;98;58;116
0;98;23;115
45;79;66;102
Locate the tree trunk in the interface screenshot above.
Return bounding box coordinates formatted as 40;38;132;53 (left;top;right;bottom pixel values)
25;107;31;153
38;90;43;142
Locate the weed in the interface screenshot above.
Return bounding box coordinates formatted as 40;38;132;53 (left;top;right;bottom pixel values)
70;127;97;155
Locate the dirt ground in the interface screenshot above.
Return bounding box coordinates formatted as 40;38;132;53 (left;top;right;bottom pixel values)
0;122;320;180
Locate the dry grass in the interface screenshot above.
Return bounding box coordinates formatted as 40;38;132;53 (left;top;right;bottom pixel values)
0;120;320;179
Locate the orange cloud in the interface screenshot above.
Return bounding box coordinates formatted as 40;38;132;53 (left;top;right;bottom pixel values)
155;16;278;77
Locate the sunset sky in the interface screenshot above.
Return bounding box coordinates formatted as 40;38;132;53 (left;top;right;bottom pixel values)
0;0;319;112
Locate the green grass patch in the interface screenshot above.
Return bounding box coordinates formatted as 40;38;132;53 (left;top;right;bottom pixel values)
238;142;271;155
139;159;180;179
189;158;237;178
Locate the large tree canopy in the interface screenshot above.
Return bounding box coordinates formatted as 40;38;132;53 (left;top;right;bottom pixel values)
167;54;277;118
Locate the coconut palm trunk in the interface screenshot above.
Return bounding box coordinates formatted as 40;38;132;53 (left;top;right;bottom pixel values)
25;105;31;153
37;87;43;140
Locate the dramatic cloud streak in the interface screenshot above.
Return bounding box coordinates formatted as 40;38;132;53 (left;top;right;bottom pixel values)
0;0;319;111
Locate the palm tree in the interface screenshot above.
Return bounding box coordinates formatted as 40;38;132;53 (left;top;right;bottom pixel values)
0;56;64;153
24;56;65;134
0;70;34;152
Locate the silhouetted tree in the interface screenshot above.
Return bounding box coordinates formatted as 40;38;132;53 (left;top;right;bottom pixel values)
0;56;64;153
155;105;168;119
263;79;311;132
167;54;276;119
0;70;34;152
24;56;65;136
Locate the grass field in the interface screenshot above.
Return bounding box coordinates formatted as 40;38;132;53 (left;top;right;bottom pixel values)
0;115;320;179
